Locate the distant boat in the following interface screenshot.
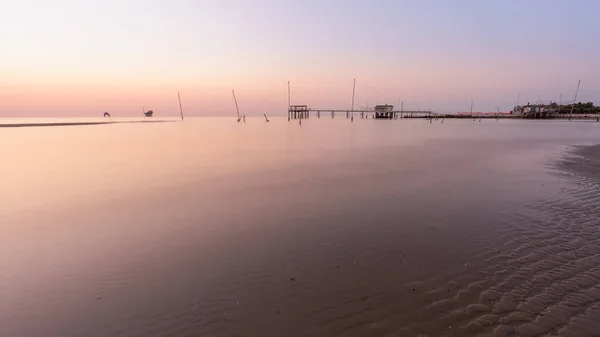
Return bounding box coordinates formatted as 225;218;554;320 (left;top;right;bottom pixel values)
103;112;111;117
144;110;154;117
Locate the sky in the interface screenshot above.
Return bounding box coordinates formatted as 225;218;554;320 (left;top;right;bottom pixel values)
1;0;599;116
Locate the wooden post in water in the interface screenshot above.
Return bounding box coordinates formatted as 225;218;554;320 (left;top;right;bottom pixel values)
351;78;356;122
401;101;404;118
178;92;185;120
287;81;291;121
232;90;241;122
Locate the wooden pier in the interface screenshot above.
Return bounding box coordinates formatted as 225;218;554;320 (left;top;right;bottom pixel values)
286;80;432;121
288;107;432;120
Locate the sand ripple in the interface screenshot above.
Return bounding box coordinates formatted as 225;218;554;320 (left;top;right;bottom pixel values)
379;151;600;337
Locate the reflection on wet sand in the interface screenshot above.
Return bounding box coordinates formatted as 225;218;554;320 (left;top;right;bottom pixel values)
0;119;599;337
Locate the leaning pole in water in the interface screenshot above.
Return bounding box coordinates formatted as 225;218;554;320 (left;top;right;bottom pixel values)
569;80;581;121
232;90;241;122
178;92;185;120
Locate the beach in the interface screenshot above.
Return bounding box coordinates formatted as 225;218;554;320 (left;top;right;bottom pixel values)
0;117;179;128
1;118;599;337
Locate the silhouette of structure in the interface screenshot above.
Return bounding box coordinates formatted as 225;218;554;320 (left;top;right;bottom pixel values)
374;105;394;119
288;105;309;119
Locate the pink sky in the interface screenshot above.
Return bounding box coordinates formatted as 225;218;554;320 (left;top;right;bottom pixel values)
1;1;599;116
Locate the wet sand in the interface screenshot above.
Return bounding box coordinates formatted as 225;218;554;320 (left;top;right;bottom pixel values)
559;144;600;181
0;120;175;128
1;119;600;337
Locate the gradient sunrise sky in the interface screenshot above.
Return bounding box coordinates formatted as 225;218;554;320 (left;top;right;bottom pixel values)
1;0;599;117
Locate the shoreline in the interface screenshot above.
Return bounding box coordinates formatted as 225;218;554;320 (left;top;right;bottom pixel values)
0;120;178;128
427;114;600;120
1;115;599;128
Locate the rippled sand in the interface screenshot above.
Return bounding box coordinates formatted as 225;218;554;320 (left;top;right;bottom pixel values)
1;119;600;337
382;145;600;337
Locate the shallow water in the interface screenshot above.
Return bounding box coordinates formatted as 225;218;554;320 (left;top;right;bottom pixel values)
1;117;600;337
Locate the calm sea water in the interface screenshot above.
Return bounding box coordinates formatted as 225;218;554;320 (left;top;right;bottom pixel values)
1;117;600;337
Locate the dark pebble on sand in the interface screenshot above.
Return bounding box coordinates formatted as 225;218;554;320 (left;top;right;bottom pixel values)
290;278;295;281
412;288;416;292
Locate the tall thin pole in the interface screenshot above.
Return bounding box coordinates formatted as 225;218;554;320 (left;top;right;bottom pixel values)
559;93;562;106
470;100;473;114
287;81;291;121
177;92;184;120
569;80;581;120
559;92;562;113
351;78;356;121
232;90;241;121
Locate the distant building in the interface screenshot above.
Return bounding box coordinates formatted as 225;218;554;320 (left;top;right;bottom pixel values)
374;104;394;119
514;104;557;118
515;105;553;114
